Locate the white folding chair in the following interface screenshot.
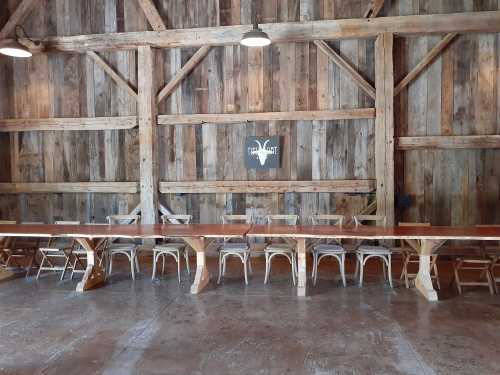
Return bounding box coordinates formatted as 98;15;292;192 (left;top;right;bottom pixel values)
310;215;346;287
152;214;192;282
354;215;393;288
37;221;80;280
4;221;42;277
106;215;140;280
264;214;299;285
398;222;440;289
218;215;253;285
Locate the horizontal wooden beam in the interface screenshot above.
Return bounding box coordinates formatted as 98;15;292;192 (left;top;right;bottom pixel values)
394;33;458;96
396;135;500;150
0;182;139;194
157;109;375;125
160;180;376;194
34;11;500;52
0;116;137;132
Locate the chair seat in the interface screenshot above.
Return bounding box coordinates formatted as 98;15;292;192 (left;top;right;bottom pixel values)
153;243;185;252
220;243;249;252
108;244;137;252
39;247;67;253
357;245;391;255
265;243;294;253
313;244;344;253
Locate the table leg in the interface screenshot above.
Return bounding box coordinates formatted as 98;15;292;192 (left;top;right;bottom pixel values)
297;238;307;297
184;237;209;294
75;238;106;292
415;239;446;301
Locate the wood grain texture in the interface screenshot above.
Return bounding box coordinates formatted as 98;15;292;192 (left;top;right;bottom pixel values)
0;117;137;132
136;0;167;31
160;180;376;194
397;135;500;150
0;0;38;39
0;182;139;194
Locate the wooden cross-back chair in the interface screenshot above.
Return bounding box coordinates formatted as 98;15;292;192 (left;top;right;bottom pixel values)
0;221;17;267
37;221;80;281
106;215;141;280
398;222;440;290
151;214;192;282
218;214;253;285
354;215;392;288
310;215;346;287
263;214;299;285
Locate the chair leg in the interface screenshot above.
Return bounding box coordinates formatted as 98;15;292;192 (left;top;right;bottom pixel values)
340;253;347;287
217;252;223;284
382;257;387;280
134;251;140;273
162;255;166;276
248;255;253;275
264;253;270;284
354;255;359;279
60;255;71;281
130;254;135;280
36;255;46;280
486;268;495;295
222;254;227;276
25;252;35;279
313;253;318;286
387;255;393;288
432;256;441;290
177;253;181;284
358;254;364;287
453;260;462;295
184;249;190;275
109;254;114;275
152;252;157;280
291;253;296;286
70;258;77;280
243;254;249;285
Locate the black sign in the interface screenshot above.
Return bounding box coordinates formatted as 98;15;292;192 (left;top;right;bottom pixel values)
245;136;280;169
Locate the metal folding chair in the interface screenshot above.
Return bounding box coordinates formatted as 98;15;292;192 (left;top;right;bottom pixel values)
37;221;80;280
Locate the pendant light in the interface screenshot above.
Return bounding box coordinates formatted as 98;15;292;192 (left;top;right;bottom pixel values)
240;2;271;47
0;25;38;58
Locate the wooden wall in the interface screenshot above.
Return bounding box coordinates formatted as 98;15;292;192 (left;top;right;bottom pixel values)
0;0;499;226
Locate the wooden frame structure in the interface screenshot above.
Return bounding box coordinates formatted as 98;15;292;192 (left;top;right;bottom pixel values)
1;2;500;228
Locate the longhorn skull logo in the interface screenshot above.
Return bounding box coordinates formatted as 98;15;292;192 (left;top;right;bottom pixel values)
251;139;274;166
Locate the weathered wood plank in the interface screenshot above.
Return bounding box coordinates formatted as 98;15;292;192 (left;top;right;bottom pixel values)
0;0;38;39
397;135;500;150
0;117;137;132
394;33;458;96
157;108;375;125
38;12;500;52
0;182;139;194
375;32;394;225
86;51;138;100
136;0;167;31
160;180;376;194
157;46;212;104
314;40;376;100
138;46;159;224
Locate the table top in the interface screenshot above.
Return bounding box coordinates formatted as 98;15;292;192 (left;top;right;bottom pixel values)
247;224;500;241
1;223;500;241
0;224;251;239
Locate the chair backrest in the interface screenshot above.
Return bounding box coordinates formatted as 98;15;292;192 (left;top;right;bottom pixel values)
161;214;191;224
55;221;81;225
0;220;16;224
310;214;344;226
265;214;298;225
222;215;252;224
354;215;387;228
107;215;140;225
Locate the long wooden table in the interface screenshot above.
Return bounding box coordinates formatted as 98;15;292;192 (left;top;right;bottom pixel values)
0;224;250;294
247;224;500;301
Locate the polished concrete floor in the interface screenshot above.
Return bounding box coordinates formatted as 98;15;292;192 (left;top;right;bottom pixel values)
1;256;500;375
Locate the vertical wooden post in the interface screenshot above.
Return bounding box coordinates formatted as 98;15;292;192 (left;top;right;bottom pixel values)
375;33;395;225
138;46;159;224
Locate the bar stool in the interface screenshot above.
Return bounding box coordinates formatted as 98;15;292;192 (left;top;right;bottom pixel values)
398;222;440;289
218;214;252;285
152;214;192;282
106;215;140;280
310;215;346;287
264;214;299;285
354;215;393;288
37;221;80;280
